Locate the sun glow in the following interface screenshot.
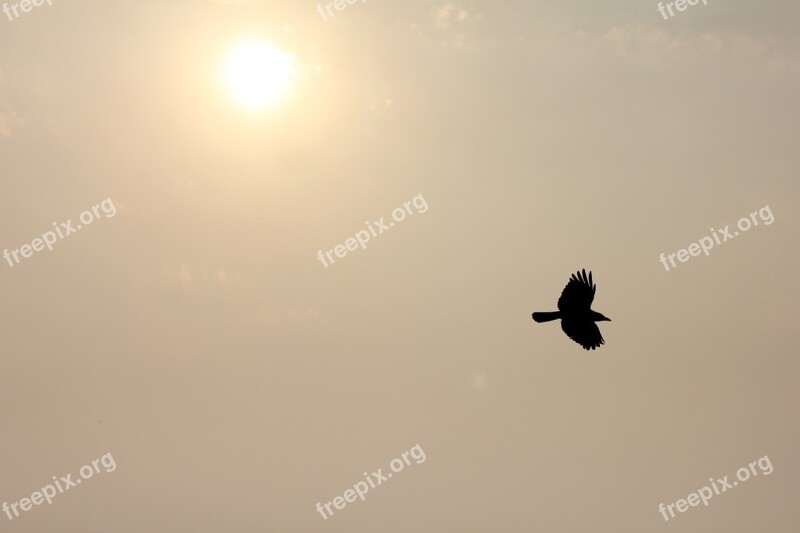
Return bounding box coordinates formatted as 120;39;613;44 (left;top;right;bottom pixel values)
223;40;296;110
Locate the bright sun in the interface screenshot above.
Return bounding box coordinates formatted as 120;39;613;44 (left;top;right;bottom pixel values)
223;40;296;110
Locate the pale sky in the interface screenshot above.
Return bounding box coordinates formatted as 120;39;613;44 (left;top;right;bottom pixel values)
1;1;798;532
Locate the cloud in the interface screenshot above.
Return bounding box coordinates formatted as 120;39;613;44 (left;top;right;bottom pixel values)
248;307;320;327
598;24;800;74
0;102;19;138
0;70;25;138
471;372;488;391
161;264;241;288
434;2;470;29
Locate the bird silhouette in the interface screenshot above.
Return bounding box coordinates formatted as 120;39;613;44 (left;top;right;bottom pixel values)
532;269;611;350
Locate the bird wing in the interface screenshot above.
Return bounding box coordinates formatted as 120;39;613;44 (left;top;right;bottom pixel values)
557;269;595;312
560;319;605;350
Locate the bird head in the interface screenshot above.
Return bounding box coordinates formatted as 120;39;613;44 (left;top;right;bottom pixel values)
592;311;611;322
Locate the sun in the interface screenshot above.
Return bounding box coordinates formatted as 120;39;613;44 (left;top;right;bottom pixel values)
223;40;296;110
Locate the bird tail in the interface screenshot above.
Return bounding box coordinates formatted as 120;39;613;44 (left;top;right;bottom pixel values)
532;311;561;323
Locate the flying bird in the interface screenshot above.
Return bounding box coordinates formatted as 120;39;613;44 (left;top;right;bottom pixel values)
532;269;611;350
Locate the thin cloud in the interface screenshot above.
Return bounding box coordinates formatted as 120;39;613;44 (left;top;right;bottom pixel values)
161;265;241;288
435;2;470;29
599;24;800;74
248;307;320;327
0;70;25;138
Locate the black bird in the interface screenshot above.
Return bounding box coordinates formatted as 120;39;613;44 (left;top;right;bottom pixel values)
532;269;611;350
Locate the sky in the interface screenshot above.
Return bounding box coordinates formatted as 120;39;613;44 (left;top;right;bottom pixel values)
0;0;798;531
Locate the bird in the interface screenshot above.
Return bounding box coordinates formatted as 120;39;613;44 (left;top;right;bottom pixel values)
531;269;611;350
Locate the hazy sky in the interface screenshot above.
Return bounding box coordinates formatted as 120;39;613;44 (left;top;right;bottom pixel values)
1;1;798;531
